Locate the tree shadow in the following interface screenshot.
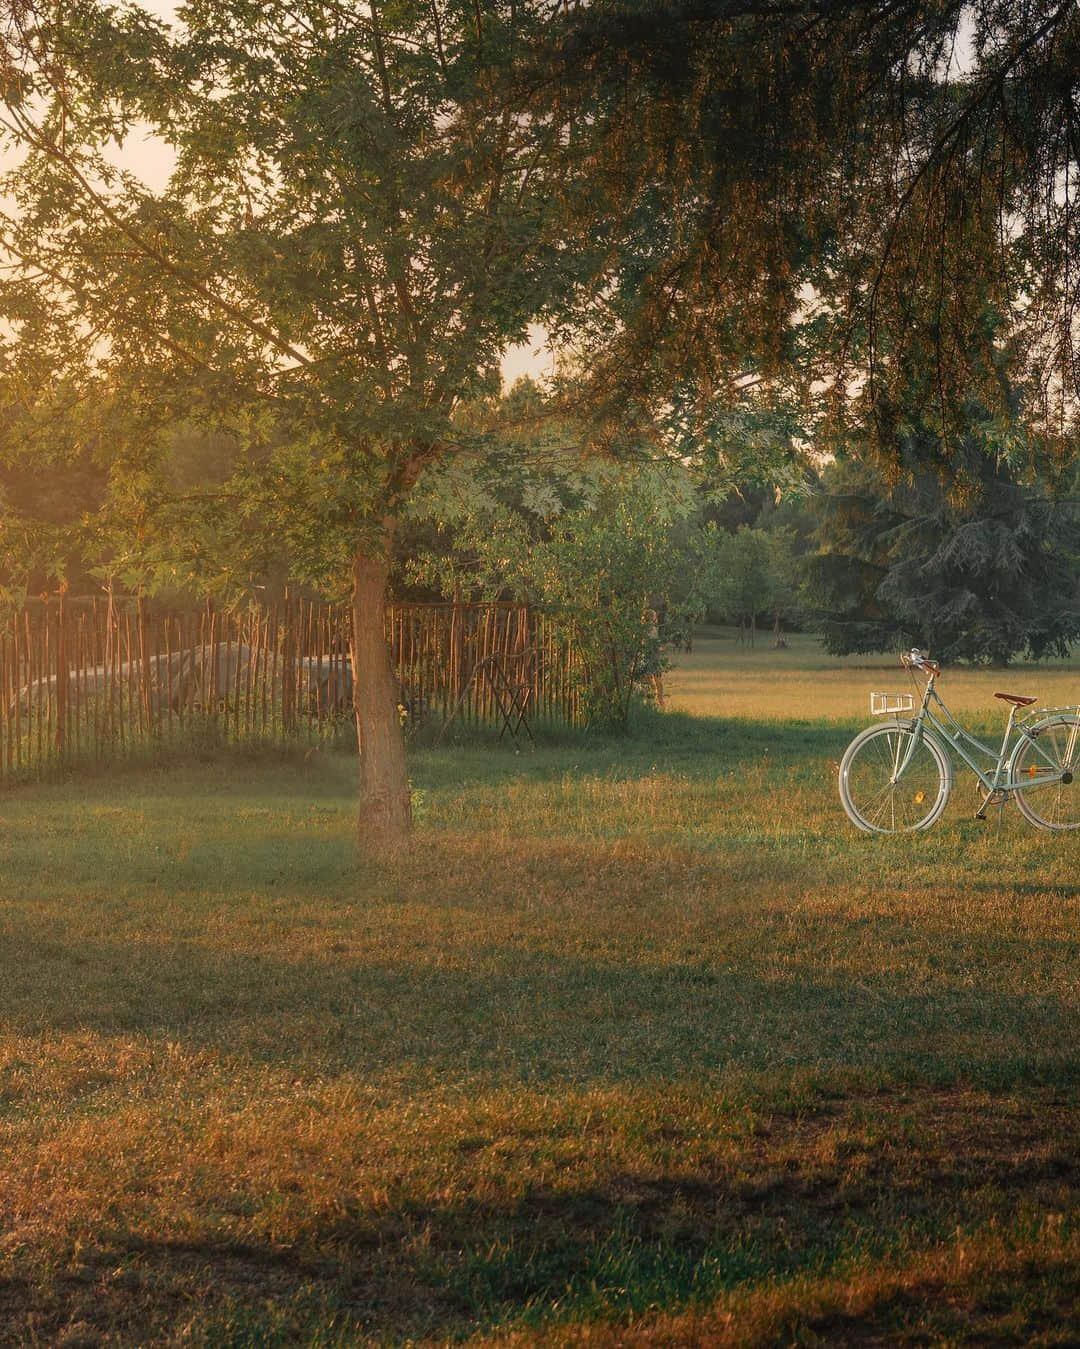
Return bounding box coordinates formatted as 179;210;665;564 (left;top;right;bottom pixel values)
1;910;1074;1091
12;1088;1078;1343
0;710;846;815
416;709;848;789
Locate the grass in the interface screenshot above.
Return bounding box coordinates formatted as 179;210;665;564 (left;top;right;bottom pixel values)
668;628;1080;721
0;633;1077;1345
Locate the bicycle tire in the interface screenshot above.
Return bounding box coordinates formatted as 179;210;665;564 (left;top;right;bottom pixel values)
1008;713;1080;831
839;720;952;834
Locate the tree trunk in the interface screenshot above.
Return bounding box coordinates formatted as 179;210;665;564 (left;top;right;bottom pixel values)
351;542;413;848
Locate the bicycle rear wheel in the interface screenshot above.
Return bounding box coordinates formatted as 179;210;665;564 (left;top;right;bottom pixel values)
839;721;951;833
1009;713;1080;831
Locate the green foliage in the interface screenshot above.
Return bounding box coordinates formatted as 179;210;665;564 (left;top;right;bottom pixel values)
807;333;1080;667
409;450;709;729
517;479;706;729
709;528;774;629
1;1;1075;576
0;382;115;600
0;0;614;583
705;525;802;636
808;450;1080;666
543;2;1080;453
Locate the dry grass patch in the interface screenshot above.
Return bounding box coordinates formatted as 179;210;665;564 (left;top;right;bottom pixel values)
665;631;1079;723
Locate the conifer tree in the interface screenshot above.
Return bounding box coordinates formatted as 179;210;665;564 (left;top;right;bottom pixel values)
809;429;1080;666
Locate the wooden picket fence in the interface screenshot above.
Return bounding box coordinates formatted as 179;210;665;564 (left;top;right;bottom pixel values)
0;597;584;785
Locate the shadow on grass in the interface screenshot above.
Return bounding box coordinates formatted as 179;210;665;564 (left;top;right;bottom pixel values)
13;1091;1079;1344
0;707;851;807
419;706;853;775
2;908;1076;1093
0;712;854;900
2;722;1077;1342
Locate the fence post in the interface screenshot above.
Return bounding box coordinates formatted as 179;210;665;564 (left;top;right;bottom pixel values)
1;622;9;784
281;589;297;736
138;597;151;735
55;593;68;763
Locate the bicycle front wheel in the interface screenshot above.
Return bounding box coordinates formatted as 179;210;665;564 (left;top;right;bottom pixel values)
839;721;952;833
1009;713;1080;831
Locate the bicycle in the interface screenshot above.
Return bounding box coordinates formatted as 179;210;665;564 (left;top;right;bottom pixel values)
838;649;1080;833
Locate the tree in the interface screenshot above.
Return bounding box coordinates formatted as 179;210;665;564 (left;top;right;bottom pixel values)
807;444;1080;667
408;446;708;729
710;529;771;646
535;2;1080;455
0;0;613;843
708;526;801;647
761;526;804;645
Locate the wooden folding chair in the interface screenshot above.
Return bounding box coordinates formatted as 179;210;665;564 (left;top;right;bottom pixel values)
438;645;539;743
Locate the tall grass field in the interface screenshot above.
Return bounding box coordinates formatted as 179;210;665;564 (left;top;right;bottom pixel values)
0;633;1077;1345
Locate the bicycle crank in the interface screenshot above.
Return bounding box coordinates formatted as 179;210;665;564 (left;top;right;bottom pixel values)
974;788;1007;821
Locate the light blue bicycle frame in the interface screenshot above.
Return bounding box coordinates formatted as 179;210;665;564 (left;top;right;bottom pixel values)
895;674;1068;810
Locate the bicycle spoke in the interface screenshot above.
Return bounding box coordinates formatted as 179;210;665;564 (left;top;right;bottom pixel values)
867;792;892;827
861;780;893;813
855;774;895;823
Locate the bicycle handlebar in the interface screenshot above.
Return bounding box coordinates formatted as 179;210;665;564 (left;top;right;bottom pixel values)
902;649;941;676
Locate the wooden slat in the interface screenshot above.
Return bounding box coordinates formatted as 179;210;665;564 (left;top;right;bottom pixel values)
0;597;584;784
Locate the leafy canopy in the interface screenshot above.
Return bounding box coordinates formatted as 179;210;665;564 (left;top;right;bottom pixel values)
537;0;1080;458
808;440;1080;666
406;398;711;728
0;0;613;563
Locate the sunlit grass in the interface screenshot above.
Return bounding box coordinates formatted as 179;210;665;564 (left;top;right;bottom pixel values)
667;628;1080;722
0;635;1077;1344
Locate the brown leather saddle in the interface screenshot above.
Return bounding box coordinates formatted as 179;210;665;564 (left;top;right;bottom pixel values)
994;693;1037;707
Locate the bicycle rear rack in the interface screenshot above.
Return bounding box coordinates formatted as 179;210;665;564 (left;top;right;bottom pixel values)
1017;703;1080;727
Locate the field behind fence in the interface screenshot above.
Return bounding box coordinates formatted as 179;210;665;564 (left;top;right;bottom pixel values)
0;597;583;784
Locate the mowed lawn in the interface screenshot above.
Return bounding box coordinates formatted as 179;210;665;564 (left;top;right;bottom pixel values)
0;635;1077;1345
